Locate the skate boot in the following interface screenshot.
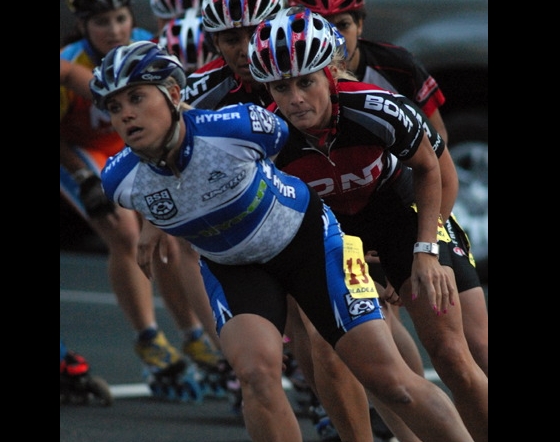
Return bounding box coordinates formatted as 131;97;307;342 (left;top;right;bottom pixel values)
60;350;113;407
369;405;395;441
182;329;228;399
218;359;243;414
309;395;341;442
283;349;315;413
135;329;204;403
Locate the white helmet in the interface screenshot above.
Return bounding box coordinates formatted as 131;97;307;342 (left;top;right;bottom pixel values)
90;41;186;110
248;6;342;82
159;7;216;72
200;0;282;32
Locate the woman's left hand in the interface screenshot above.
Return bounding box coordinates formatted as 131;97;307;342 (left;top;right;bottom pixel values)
137;220;169;280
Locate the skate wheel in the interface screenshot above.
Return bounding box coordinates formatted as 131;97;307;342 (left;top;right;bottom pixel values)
87;375;114;406
182;378;204;404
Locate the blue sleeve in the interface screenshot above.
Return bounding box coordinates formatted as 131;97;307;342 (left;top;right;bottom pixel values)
100;147;139;204
186;103;289;158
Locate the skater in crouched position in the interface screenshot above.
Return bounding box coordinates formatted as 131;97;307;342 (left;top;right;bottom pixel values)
92;40;474;442
247;7;488;442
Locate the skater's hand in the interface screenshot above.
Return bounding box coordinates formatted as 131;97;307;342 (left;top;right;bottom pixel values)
364;249;380;265
137;220;169;280
364;252;402;306
410;254;457;315
383;281;402;306
79;175;117;219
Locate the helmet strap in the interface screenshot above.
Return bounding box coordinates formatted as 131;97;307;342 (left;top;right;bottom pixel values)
154;85;182;168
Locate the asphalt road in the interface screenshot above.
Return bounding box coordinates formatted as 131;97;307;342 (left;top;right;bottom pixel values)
60;242;487;442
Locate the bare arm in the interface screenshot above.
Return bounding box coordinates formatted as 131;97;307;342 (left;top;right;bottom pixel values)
403;132;457;312
428;110;457;222
404;132;442;246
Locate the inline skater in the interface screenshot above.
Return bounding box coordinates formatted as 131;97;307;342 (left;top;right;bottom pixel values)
248;8;488;441
60;0;210;403
282;1;487;440
91;39;474;442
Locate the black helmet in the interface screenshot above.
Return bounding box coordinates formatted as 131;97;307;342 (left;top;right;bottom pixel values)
66;0;132;20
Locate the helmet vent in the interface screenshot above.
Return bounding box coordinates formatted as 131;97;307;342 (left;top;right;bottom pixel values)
316;42;333;67
124;59;141;78
290;17;305;33
203;7;221;27
294;40;307;72
262;49;274;75
312;16;325;31
230;0;242;21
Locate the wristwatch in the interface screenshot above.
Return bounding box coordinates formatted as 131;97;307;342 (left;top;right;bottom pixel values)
413;242;439;257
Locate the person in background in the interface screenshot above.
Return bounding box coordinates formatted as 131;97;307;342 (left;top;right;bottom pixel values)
93;39;475;442
183;0;282;109
157;6;217;73
293;0;488;374
283;1;489;440
154;0;283;413
60;0;220;401
248;7;488;442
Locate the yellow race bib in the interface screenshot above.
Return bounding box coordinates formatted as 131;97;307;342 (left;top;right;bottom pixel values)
342;235;379;299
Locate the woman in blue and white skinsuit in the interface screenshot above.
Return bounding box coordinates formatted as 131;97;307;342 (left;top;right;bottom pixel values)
93;41;473;442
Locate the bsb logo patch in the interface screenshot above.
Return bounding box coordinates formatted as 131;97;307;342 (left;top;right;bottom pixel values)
248;104;275;134
145;189;177;220
345;294;376;317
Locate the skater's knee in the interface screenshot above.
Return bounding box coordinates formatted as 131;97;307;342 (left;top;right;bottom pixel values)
235;361;282;397
428;345;485;389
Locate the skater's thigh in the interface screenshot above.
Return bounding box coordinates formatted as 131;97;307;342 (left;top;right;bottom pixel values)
201;259;288;336
335;319;408;388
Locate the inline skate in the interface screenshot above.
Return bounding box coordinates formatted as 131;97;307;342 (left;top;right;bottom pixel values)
135;329;204;403
183;329;242;412
60;346;113;407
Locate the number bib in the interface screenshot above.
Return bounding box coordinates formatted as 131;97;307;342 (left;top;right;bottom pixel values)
343;235;379;299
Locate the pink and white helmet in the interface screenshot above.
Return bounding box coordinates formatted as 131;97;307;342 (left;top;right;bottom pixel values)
248;6;341;82
200;0;282;32
159;7;216;72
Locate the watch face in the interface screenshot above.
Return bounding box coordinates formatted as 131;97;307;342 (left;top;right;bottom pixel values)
414;242;439;256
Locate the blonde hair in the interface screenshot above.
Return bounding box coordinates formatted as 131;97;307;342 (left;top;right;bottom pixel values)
179;102;193;111
329;51;358;81
162;76;194;112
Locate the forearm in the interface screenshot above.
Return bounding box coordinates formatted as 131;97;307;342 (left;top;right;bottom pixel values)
412;165;442;243
60;139;88;174
408;135;443;243
438;148;459;222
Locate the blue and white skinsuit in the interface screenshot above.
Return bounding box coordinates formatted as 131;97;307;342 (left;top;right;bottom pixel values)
101;103;382;346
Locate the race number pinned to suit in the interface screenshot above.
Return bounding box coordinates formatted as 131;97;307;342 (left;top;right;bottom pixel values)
343;235;378;299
